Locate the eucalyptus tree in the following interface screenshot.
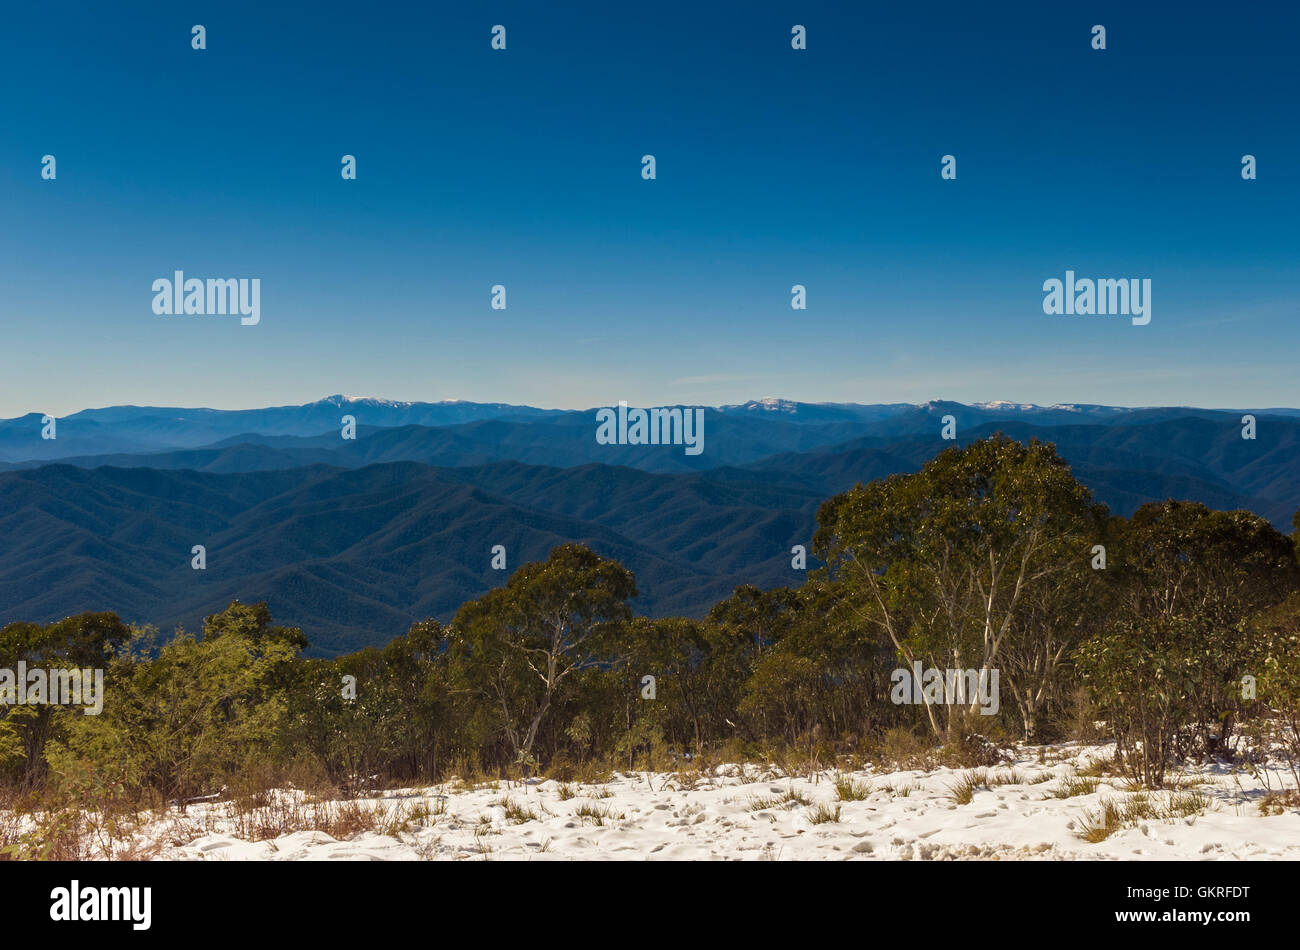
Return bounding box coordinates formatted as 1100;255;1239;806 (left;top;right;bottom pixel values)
813;434;1102;739
447;544;636;771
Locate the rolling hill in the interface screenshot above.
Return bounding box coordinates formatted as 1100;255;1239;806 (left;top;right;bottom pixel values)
1;397;1296;654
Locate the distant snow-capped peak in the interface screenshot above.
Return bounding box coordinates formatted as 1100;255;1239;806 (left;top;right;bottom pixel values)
973;400;1046;411
319;395;422;408
732;397;800;413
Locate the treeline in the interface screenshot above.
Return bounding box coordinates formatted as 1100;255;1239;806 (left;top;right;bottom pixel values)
4;434;1300;800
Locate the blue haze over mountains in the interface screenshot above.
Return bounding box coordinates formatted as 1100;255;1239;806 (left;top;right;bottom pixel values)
2;396;1296;655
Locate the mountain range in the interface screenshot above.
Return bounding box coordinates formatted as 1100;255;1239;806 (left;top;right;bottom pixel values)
2;396;1296;654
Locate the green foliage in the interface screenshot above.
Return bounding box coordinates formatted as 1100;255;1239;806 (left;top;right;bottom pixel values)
1115;501;1298;629
49;617;302;801
1077;615;1215;788
1253;594;1300;790
4;436;1299;810
1076;503;1300;785
446;543;636;770
0;612;134;788
814;434;1104;739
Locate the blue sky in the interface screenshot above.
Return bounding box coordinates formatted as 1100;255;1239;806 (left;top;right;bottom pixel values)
2;0;1297;416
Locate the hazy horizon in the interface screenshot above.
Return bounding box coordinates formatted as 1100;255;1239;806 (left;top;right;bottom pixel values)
7;391;1300;421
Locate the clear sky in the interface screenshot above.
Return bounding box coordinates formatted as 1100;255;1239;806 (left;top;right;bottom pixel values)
2;1;1297;417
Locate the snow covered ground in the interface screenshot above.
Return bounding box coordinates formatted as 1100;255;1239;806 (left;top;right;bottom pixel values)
137;743;1300;861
